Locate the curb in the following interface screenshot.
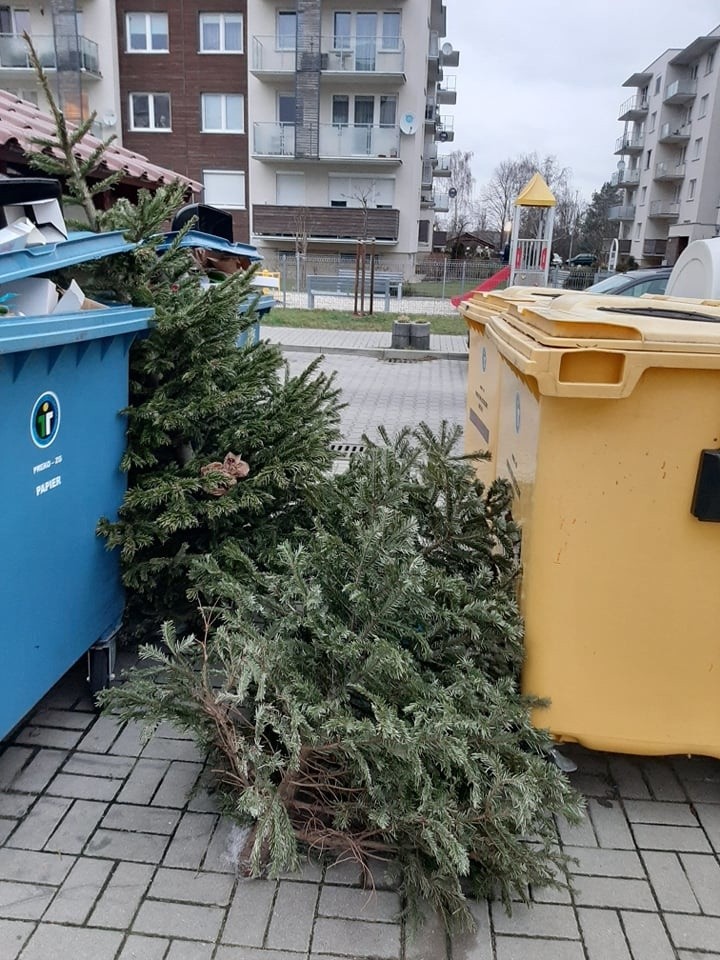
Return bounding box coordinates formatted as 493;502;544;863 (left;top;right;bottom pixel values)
270;342;468;362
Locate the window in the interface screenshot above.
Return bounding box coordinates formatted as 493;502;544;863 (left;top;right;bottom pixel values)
129;93;171;130
201;94;244;133
332;95;349;125
203;170;245;209
278;93;295;124
679;145;687;163
0;6;30;33
379;95;397;127
354;95;374;125
328;175;394;208
654;75;661;95
199;13;243;53
690;62;699;80
645;148;652;170
700;94;709;117
634;223;641;239
640;186;647;205
276;11;296;49
418;220;430;244
126;13;168;52
688;179;696;200
693;137;703;159
706;49;715;74
649;111;656;132
276;172;305;205
333;12;351;49
381;12;401;50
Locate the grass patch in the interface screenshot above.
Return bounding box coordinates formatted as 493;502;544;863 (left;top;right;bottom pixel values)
261;307;467;335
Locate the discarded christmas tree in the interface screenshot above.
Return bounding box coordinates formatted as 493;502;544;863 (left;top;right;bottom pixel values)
103;425;584;931
27;44;583;931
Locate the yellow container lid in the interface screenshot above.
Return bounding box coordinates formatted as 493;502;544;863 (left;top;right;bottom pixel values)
485;291;720;398
511;291;720;352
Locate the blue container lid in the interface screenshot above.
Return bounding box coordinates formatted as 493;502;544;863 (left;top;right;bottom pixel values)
0;305;154;354
159;230;263;261
0;231;139;284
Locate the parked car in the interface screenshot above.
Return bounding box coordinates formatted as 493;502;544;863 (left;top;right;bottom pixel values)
567;253;598;267
584;267;672;298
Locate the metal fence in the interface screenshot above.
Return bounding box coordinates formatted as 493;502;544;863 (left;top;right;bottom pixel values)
267;253;509;302
261;254;605;309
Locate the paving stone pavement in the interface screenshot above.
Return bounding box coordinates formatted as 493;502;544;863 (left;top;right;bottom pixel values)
1;327;718;960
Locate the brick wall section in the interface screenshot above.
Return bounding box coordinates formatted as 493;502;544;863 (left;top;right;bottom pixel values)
115;0;250;241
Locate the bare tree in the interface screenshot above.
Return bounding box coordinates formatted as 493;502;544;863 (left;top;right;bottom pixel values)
481;152;578;252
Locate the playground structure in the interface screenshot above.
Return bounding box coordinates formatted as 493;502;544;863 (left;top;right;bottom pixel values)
451;173;557;305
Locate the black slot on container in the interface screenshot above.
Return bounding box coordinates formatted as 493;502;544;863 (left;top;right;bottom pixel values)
691;449;720;521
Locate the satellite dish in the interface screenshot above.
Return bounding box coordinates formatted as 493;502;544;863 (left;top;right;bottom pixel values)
448;187;457;199
399;112;418;135
441;42;454;56
439;130;449;142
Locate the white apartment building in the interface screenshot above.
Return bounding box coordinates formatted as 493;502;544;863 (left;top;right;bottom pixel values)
246;0;458;274
0;1;121;139
612;24;720;267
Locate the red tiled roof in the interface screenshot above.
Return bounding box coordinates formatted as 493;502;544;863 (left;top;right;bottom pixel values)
0;90;201;192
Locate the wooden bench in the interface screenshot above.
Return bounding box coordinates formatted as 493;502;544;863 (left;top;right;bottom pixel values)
338;269;403;298
307;274;390;311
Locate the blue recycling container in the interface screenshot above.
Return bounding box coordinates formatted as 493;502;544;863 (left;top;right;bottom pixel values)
0;236;153;739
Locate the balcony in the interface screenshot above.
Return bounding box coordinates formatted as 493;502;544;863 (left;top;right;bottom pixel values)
251;35;405;81
658;122;691;143
643;238;668;257
648;200;680;219
439;43;459;67
0;33;100;76
433;189;449;212
615;133;644;154
252;204;400;244
608;205;637;221
610;168;641;188
618;94;648;121
425;100;437;126
253;122;401;162
663;79;697;104
437;75;457;105
421;162;433;188
433;154;451;177
654;161;686;181
435;115;454;142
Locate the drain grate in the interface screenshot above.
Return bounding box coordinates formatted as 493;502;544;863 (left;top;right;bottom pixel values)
329;442;366;456
384;356;433;364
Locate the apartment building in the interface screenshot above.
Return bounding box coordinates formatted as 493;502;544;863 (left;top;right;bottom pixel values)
0;1;120;133
114;1;249;239
246;0;458;273
612;23;720;267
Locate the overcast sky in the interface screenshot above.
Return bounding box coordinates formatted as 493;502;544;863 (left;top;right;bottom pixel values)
445;1;720;204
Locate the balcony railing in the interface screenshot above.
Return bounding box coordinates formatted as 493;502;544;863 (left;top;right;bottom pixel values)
433;190;449;212
433;155;452;176
615;133;644;154
436;115;454;142
437;75;457;104
608;205;637;221
618;94;648;120
252;204;400;243
253;122;401;160
611;168;641;187
251;35;405;76
648;200;680;219
658;122;691;143
654;161;686;180
664;79;697;103
0;33;100;75
643;238;667;257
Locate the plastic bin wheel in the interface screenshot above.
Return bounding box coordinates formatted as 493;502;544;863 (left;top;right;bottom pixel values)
87;636;117;699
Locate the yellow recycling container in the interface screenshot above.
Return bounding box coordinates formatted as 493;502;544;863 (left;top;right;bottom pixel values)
462;287;561;488
467;289;720;759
